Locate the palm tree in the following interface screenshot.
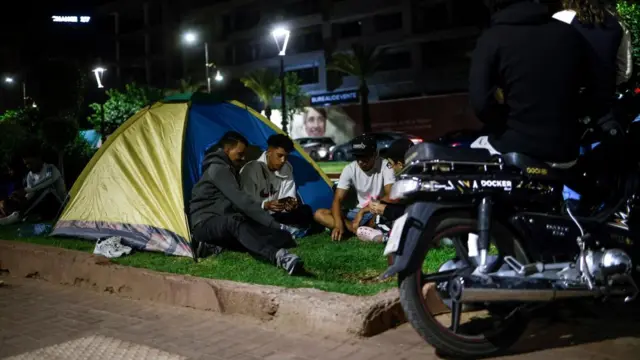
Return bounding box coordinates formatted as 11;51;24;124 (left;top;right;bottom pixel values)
164;77;205;96
327;44;385;133
240;69;279;120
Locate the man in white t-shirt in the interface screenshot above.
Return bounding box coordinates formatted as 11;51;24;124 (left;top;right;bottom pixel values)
314;135;396;241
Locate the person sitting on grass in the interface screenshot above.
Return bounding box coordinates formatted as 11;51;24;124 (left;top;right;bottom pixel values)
189;131;304;275
313;134;395;241
0;150;67;226
356;138;415;242
240;134;313;238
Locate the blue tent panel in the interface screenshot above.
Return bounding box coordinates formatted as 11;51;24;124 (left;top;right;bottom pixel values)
182;102;333;213
79;129;102;149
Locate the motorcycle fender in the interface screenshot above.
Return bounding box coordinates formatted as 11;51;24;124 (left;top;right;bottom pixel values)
380;201;471;280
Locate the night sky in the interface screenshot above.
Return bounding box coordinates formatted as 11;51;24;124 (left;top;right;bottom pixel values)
0;1;109;68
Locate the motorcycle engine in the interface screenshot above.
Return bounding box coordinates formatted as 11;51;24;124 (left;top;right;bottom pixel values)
583;249;633;281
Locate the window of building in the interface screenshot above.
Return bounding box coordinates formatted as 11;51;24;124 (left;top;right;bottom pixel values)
412;1;449;34
150;33;164;55
225;46;234;64
233;9;260;31
221;15;232;39
284;0;321;18
120;36;146;58
452;0;489;27
235;42;255;64
373;12;402;33
146;4;163;26
378;51;412;71
289;66;319;85
289;26;323;54
336;21;362;39
421;38;474;67
119;12;145;34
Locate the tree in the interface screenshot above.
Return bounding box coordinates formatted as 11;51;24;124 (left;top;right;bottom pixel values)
0;109;33;172
276;72;309;132
240;69;279;120
40;113;79;179
617;1;640;81
87;82;163;135
164;77;206;96
32;59;86;119
327;44;385;133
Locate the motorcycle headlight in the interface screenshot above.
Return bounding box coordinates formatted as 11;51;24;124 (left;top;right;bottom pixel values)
318;148;328;158
390;179;420;200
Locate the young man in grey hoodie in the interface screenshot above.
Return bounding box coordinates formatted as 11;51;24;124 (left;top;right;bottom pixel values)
240;134;314;238
189;131;303;275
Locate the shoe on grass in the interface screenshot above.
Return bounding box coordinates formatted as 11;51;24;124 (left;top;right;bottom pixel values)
275;249;304;275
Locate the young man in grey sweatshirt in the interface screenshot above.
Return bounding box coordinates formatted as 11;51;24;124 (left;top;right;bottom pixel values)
240;134;314;238
189;131;303;275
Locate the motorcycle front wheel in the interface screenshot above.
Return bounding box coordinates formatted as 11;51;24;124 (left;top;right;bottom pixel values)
399;211;530;358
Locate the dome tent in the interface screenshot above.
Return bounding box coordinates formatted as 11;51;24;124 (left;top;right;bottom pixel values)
52;93;333;257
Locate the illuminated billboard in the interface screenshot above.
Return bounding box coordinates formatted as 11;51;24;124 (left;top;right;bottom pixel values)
52;16;91;23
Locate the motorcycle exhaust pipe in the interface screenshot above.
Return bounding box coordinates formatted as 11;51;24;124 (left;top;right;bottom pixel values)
458;287;597;303
450;276;600;303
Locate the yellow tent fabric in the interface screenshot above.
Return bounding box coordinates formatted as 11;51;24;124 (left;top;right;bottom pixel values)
53;103;192;256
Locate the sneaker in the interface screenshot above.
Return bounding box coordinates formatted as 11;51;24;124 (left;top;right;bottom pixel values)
275;249;304;275
94;237;132;258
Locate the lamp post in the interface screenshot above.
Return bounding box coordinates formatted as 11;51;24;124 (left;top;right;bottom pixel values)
92;67;107;137
4;77;27;107
183;31;223;92
272;27;290;134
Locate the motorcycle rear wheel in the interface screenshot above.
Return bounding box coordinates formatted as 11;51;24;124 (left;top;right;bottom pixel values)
399;211;529;358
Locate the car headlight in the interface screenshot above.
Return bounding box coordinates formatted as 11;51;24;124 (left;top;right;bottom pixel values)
390;179;420;200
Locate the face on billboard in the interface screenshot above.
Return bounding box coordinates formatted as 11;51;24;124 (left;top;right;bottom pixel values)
303;108;327;137
290;107;355;145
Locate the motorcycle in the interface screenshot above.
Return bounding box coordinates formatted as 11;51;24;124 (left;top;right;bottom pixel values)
381;89;640;358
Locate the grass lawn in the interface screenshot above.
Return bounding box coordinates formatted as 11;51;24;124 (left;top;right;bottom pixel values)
0;224;454;296
317;161;348;174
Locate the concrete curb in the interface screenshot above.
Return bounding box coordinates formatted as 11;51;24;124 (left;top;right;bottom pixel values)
0;240;405;337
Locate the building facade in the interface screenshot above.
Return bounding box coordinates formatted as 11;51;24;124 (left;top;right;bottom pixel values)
181;0;490;102
95;0;495;99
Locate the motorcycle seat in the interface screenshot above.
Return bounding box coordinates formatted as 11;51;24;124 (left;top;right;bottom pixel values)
501;153;566;180
406;142;495;164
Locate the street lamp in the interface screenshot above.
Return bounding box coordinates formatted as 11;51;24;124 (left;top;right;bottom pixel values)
92;67;106;88
183;31;215;92
214;70;223;82
92;67;107;137
272;26;291;134
4;76;27;107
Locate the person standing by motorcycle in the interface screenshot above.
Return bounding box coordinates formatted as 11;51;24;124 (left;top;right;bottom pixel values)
469;0;594;165
553;1;633;210
554;1;633;89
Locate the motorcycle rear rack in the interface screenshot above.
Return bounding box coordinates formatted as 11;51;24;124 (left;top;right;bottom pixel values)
406;159;504;173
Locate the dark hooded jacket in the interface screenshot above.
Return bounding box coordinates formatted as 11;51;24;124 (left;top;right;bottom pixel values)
469;1;592;163
189;149;281;230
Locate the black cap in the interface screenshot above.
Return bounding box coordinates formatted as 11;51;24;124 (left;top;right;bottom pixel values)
351;134;377;156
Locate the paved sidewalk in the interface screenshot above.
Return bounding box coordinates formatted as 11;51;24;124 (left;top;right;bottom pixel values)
1;277;639;359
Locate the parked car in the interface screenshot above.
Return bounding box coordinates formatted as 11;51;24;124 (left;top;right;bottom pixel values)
296;137;336;161
437;130;482;148
329;132;423;161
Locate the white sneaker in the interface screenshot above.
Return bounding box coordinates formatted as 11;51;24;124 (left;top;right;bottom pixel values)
0;212;20;226
94;237;132;258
